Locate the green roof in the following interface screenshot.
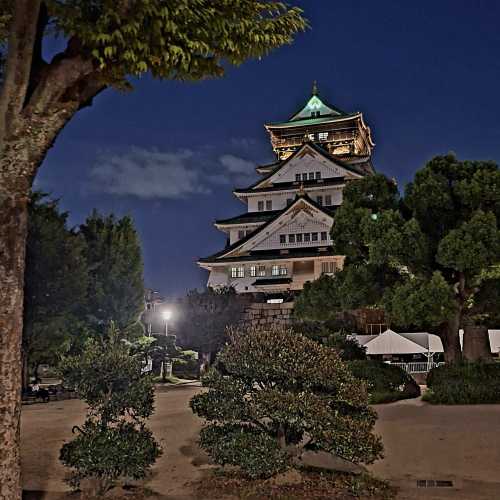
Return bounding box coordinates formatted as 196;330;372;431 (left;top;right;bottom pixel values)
266;83;353;128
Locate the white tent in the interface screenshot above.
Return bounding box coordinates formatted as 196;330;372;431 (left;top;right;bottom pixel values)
350;329;444;356
359;329;427;355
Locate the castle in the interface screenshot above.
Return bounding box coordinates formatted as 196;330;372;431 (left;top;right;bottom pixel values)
198;83;375;296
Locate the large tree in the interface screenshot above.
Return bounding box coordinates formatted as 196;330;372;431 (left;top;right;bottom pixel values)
22;192;88;390
177;287;246;361
295;156;500;362
0;2;307;496
79;211;145;336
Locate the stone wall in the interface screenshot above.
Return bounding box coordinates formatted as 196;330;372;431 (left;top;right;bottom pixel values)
241;301;295;328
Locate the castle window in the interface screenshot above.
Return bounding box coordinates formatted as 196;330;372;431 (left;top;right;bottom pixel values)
295;173;301;182
280;266;288;276
304;233;311;242
308;133;315;141
250;266;257;277
257;265;266;276
325;194;332;206
272;265;280;276
311;232;318;242
315;171;321;180
231;266;245;278
308;172;314;180
289;234;295;243
316;196;323;206
319;132;328;140
280;234;286;244
321;231;328;241
296;233;303;243
322;261;337;274
258;200;264;211
266;200;272;211
238;230;245;239
286;198;293;206
301;173;308;181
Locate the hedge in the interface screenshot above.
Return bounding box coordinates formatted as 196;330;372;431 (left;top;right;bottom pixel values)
348;360;421;404
424;362;500;404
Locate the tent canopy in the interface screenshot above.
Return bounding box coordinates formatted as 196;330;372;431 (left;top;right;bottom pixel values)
351;329;444;355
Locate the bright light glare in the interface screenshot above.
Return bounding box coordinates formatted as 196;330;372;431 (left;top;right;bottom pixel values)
163;310;172;320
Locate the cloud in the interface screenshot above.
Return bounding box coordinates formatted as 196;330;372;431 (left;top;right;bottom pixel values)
89;146;257;200
219;154;255;174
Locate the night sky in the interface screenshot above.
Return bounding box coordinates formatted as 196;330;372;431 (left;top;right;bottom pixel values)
35;1;500;298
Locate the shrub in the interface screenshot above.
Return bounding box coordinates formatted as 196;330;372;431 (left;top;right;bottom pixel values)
291;320;367;361
59;323;162;495
425;362;500;404
190;326;383;479
348;360;420;404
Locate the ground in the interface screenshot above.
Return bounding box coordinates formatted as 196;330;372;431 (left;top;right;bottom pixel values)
21;387;500;499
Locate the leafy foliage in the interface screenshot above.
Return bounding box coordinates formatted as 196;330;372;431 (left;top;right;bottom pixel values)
347;360;420;404
44;0;308;85
23;192;88;379
425;362;500;404
295;155;500;361
190;326;383;479
177;286;246;353
79;211;145;335
59;323;161;493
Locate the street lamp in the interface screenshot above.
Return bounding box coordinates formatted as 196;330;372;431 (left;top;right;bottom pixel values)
163;309;172;335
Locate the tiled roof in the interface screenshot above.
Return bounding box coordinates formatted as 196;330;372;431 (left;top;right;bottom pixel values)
215;210;281;226
234;176;346;194
199;246;337;264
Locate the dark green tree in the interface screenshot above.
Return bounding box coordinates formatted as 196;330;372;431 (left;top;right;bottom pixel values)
59;323;161;496
23;192;88;389
177;287;246;360
190;326;382;479
79;211;145;336
295;156;500;362
0;3;306;491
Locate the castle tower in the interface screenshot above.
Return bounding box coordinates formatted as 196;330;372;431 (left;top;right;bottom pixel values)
198;85;375;295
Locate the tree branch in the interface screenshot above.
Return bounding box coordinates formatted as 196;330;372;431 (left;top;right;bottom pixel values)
0;0;41;141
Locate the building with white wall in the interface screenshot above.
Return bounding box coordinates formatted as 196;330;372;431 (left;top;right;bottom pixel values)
198;85;375;295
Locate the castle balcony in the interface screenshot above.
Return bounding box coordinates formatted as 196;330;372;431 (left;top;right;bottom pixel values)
271;129;356;149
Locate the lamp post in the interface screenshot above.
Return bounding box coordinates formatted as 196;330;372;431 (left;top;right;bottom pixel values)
163;309;172;335
161;309;173;380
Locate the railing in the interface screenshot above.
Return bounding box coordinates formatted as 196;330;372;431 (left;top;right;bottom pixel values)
271;131;356;148
386;361;445;373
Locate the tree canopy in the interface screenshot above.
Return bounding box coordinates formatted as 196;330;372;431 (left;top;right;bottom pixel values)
295;155;500;361
190;326;382;479
23;192;88;385
79;211;145;336
177;286;246;355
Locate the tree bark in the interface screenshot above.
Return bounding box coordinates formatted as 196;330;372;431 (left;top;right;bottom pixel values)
0;193;29;500
439;317;462;364
463;325;492;362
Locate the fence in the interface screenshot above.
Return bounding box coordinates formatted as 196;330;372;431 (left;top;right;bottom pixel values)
387;361;445;374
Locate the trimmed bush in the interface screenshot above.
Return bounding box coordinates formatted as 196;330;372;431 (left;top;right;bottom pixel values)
190;326;383;479
348;360;420;404
425;362;500;404
59;324;162;494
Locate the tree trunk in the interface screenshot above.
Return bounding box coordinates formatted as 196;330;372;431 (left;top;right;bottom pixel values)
21;348;29;392
463;325;492;362
0;193;29;500
439;318;462;364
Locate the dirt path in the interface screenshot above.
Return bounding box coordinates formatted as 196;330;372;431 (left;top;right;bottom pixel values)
21;387;207;499
370;397;500;499
21;389;500;499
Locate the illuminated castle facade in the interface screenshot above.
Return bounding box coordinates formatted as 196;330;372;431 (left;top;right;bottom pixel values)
198;84;375;295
